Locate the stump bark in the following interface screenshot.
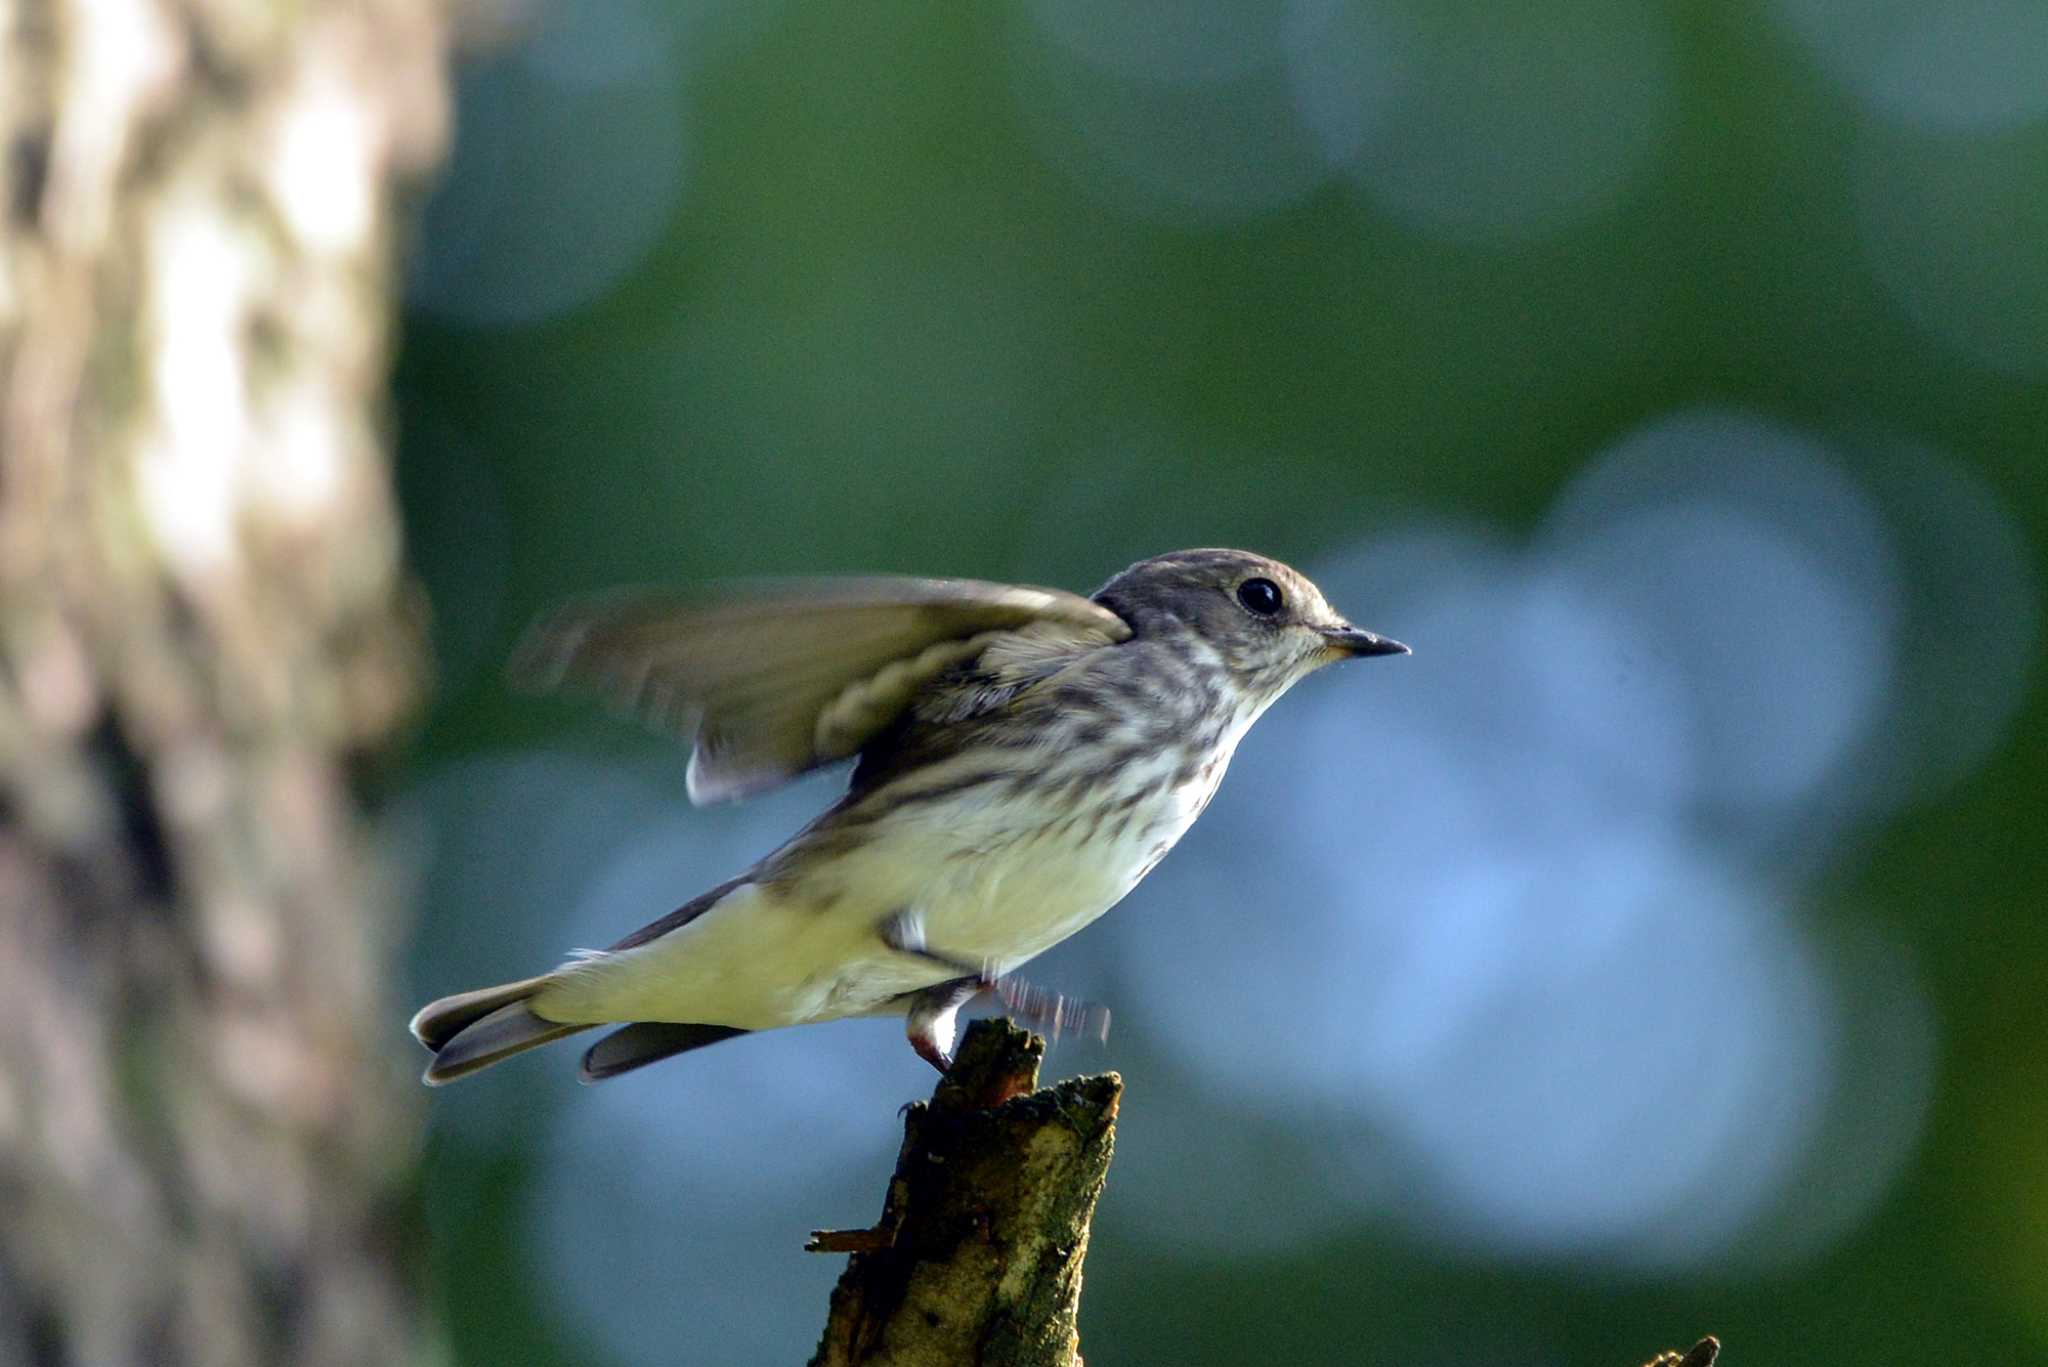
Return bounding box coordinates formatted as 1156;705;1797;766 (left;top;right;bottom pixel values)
809;1020;1120;1367
804;1019;1717;1367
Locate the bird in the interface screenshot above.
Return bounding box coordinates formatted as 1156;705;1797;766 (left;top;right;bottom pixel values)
409;548;1407;1085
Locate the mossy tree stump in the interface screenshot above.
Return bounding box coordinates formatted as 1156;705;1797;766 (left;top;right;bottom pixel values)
809;1020;1120;1367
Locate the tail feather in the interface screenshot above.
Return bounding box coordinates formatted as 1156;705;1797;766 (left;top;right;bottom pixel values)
412;976;592;1085
410;975;554;1050
579;1022;748;1083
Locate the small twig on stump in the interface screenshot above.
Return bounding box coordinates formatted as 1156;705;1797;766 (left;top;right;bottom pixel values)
808;1019;1120;1367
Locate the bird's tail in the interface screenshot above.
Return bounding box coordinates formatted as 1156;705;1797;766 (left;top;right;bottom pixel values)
409;976;593;1086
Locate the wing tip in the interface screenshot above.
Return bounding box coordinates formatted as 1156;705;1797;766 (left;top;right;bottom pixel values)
504;611;591;695
579;1022;750;1082
685;748;792;806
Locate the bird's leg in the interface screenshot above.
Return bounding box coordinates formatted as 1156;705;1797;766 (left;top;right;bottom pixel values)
881;913;996;1071
903;976;981;1072
879;912;1110;1069
878;910;988;980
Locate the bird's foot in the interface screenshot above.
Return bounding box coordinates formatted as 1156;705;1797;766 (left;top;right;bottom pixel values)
905;976;981;1072
991;975;1111;1048
885;914;1110;1069
902;973;1111;1072
885;914;995;1071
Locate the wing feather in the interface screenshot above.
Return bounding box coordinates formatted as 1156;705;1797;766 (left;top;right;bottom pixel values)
510;576;1130;803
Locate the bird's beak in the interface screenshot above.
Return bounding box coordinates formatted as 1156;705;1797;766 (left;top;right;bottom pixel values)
1318;625;1410;658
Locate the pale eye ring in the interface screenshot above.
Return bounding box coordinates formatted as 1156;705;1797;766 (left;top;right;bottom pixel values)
1236;578;1284;616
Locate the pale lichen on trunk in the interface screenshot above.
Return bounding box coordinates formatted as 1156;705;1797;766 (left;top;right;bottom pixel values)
0;0;445;1362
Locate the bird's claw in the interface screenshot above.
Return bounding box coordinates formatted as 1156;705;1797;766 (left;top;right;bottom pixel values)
990;975;1111;1047
903;973;1111;1072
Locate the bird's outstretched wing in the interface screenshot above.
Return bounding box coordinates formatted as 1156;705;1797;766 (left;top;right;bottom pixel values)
509;576;1131;803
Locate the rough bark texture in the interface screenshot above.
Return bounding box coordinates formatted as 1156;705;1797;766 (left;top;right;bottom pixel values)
804;1020;1713;1367
809;1020;1120;1367
0;1;445;1363
1643;1337;1721;1367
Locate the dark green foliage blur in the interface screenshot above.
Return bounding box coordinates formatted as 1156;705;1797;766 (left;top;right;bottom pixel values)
393;2;2048;1363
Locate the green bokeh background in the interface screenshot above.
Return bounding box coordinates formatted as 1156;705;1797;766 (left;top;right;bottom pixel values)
393;3;2048;1363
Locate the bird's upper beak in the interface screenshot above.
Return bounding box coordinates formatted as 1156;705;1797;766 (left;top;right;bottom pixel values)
1317;624;1410;658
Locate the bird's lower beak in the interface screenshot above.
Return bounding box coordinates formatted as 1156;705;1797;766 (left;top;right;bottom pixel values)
1319;625;1410;658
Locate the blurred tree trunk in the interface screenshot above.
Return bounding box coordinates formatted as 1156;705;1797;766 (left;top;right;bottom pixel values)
0;1;445;1363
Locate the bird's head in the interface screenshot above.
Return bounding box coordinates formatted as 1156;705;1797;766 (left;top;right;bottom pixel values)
1092;548;1407;696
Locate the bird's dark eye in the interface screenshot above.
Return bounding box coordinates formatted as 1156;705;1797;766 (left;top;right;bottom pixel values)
1236;577;1284;617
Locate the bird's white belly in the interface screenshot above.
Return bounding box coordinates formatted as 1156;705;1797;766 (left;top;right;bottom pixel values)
859;749;1230;971
543;747;1234;1030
